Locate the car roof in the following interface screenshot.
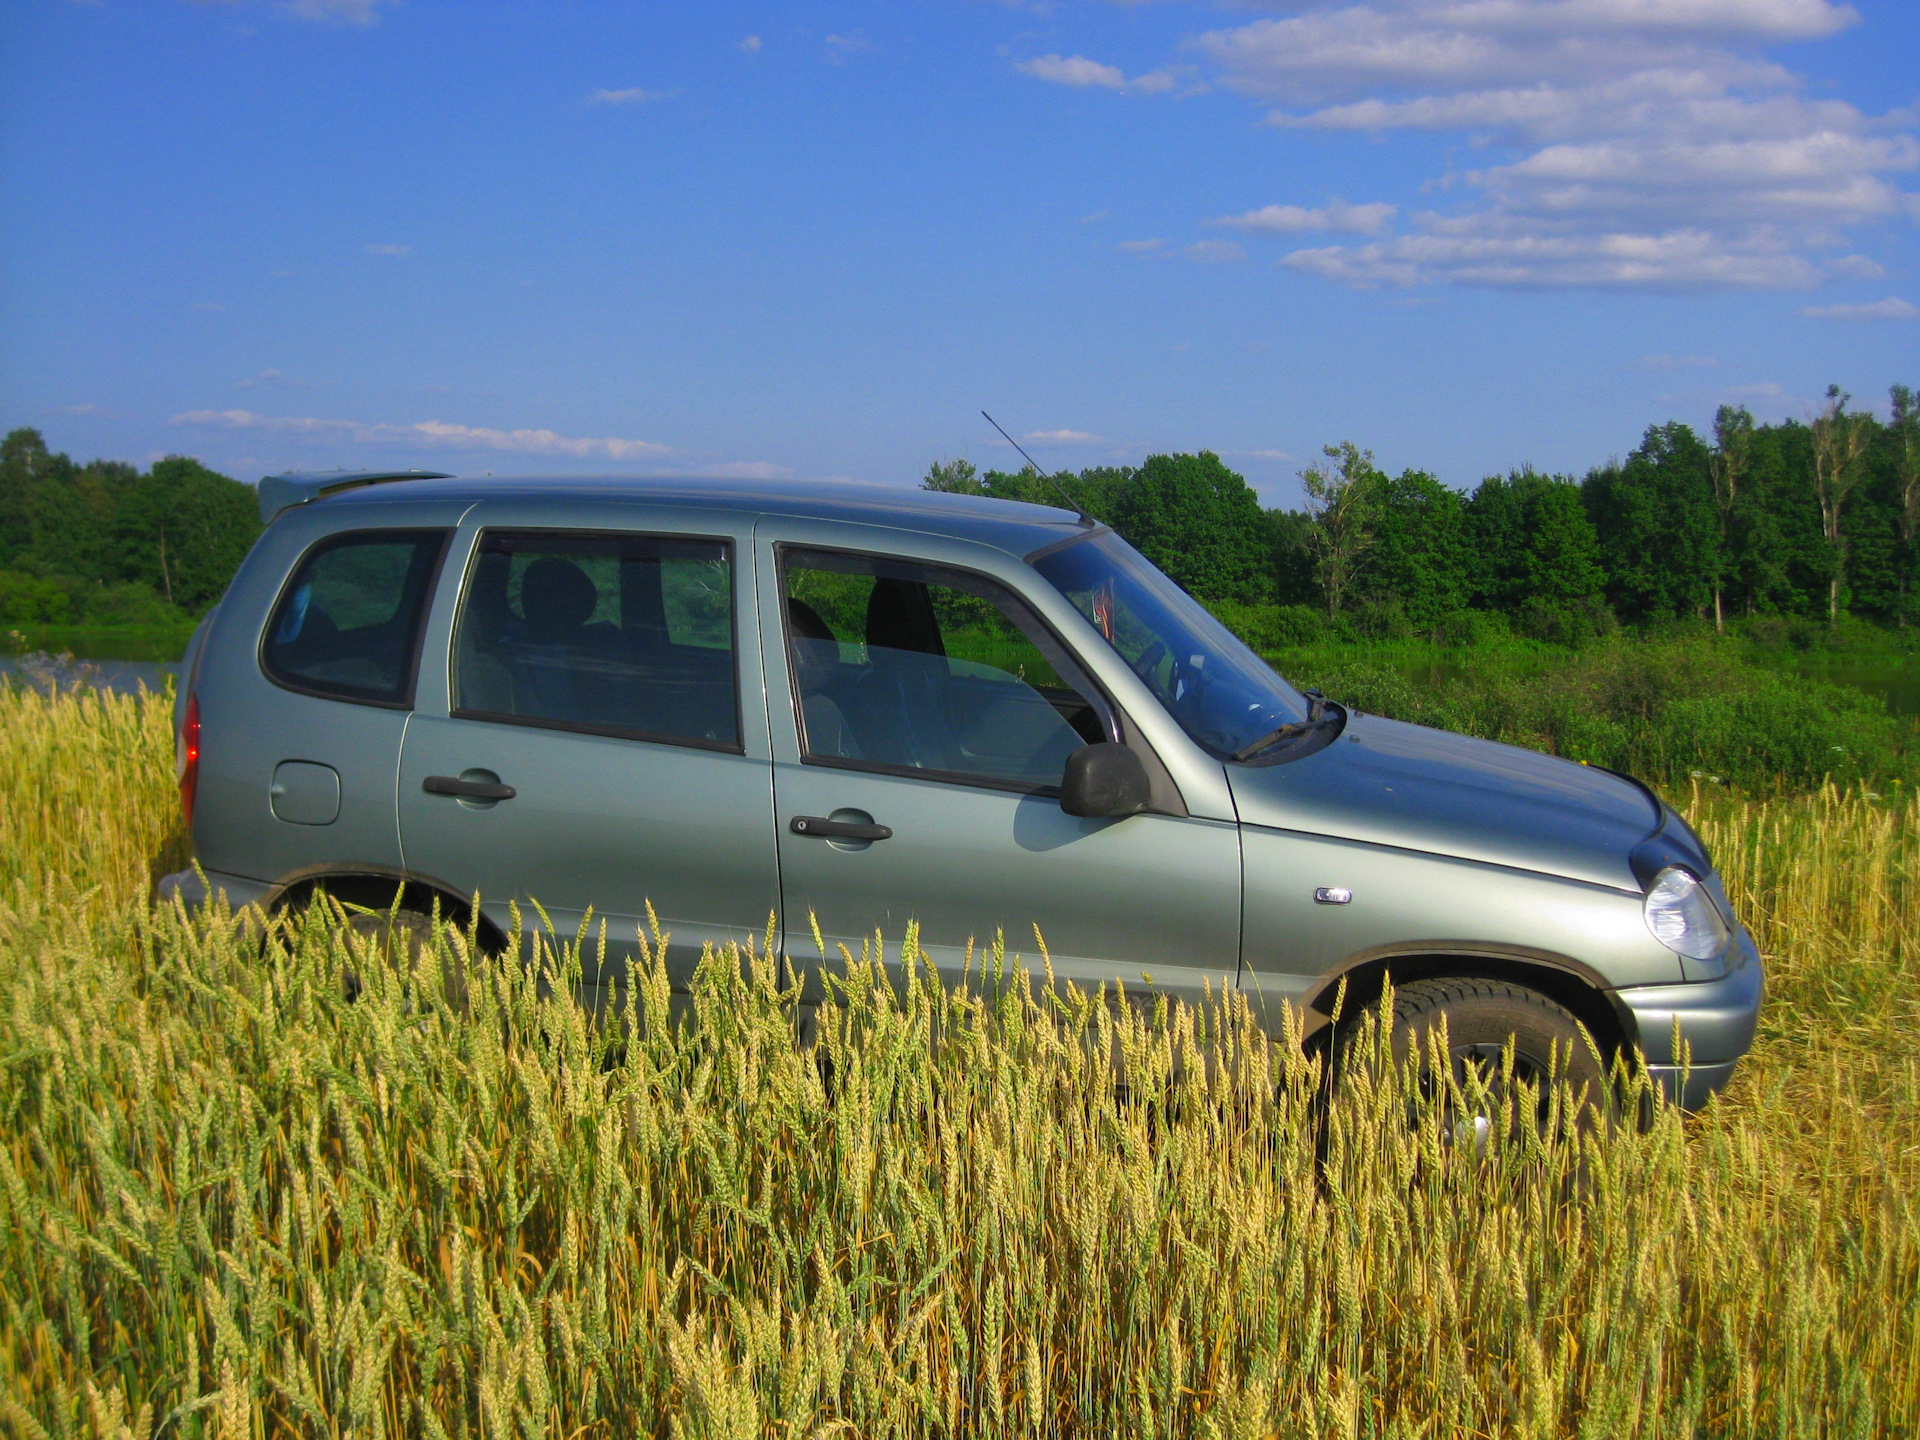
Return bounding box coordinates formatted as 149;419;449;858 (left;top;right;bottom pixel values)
299;472;1087;558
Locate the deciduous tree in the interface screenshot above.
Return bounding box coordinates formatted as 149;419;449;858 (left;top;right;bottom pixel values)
1710;406;1754;633
1810;386;1871;627
1299;442;1382;619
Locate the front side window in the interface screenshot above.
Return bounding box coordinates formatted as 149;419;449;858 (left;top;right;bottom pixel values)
781;547;1112;791
452;530;739;750
262;528;450;706
1031;530;1309;759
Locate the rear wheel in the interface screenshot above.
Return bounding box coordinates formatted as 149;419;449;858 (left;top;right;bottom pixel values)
1337;976;1610;1132
340;906;469;1015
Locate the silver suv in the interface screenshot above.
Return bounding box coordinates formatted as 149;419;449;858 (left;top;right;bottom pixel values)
162;469;1762;1107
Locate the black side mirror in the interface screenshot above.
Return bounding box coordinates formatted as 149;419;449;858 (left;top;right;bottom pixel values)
1059;743;1150;819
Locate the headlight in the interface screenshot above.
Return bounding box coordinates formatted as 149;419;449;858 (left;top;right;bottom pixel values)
1643;866;1730;960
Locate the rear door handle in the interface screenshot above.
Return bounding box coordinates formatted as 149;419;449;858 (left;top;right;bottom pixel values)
790;815;892;841
423;775;517;801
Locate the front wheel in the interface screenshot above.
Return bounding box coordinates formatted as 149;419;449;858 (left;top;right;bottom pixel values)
1336;977;1611;1130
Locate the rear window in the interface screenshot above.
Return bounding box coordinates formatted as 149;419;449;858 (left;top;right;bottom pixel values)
261;529;450;706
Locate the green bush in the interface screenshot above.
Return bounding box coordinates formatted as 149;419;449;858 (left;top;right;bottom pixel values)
1302;638;1915;792
1511;596;1617;647
1211;601;1327;651
1428;608;1511;647
77;580;186;626
0;569;71;624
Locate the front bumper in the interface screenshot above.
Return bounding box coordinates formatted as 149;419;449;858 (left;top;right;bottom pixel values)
1613;926;1764;1110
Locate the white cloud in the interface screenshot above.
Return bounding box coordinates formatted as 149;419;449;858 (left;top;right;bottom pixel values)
1176;0;1912;292
235;368;311;389
1637;354;1721;369
170;409;674;459
1117;238;1165;253
1019;54;1125;89
588;87;677;106
1015;54;1179;95
1830;254;1886;279
1798;296;1917;320
1184;239;1247;263
1210;199;1397;235
1703;380;1804;416
365;243;409;257
1281;224;1818;290
825;32;873;63
1078;210;1111;224
739;35;761;53
280;0;389;24
1198;2;1858;109
58;403;109;417
1020;429;1102;445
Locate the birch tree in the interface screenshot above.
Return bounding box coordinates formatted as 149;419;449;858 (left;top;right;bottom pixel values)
1709;405;1753;633
1300;442;1382;620
1809;385;1869;627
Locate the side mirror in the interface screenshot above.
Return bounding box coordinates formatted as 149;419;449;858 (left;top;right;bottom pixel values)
1059;743;1151;819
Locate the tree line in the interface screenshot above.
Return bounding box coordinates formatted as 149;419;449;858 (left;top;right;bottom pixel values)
5;383;1915;641
927;383;1920;643
0;427;261;626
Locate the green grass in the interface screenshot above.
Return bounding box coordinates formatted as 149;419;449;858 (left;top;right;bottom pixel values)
1;686;1917;1436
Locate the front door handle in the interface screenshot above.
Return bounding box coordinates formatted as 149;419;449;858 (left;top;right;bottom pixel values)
423;775;517;801
790;815;892;841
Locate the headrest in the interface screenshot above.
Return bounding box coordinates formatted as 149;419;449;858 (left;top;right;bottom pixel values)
520;557;598;634
786;596;836;644
865;577;946;658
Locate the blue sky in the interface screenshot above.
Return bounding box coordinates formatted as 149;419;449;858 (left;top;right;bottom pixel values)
2;0;1915;507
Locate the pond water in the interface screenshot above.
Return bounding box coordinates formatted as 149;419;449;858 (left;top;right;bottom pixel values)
1756;655;1920;719
0;655;178;697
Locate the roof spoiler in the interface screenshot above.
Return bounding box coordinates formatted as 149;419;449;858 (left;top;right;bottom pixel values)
256;469;452;524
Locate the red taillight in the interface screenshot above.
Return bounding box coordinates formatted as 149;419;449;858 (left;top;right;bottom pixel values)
178;693;201;827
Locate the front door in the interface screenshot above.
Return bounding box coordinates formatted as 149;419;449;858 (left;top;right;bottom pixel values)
764;538;1241;1006
398;522;778;1000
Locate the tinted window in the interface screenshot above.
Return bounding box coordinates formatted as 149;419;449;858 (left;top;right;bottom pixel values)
262;529;449;705
453;530;738;750
1032;530;1308;759
782;548;1111;790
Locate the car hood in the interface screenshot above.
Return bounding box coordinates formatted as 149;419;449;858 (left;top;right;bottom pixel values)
1227;714;1661;892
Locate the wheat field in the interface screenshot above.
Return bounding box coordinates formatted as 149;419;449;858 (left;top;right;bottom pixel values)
1;683;1915;1438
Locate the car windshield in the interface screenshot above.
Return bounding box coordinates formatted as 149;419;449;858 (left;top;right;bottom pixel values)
1031;530;1311;759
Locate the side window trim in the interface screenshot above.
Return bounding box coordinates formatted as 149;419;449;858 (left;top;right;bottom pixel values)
774;542;1122;797
258;526;454;711
447;525;747;755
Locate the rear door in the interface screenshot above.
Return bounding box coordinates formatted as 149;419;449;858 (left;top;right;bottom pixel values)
761;529;1241;1006
398;507;778;999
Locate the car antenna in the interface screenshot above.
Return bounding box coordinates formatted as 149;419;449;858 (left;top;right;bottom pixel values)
980;410;1097;525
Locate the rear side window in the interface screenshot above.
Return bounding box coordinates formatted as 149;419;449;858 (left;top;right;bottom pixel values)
262;529;450;706
451;529;740;751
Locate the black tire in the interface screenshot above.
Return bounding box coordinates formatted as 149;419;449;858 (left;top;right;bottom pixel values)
341;906;469;1015
1337;976;1610;1129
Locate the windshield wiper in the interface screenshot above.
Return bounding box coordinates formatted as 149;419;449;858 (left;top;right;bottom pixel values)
1231;690;1336;762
